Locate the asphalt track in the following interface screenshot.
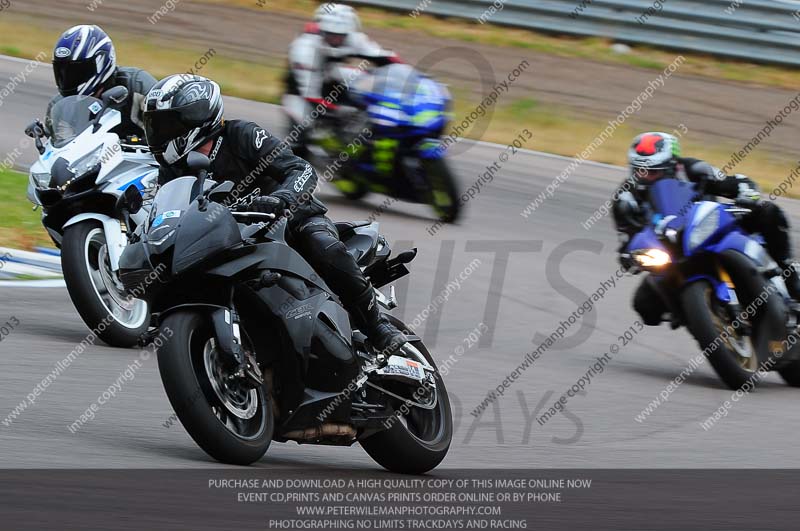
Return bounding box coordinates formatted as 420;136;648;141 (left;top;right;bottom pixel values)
2;55;800;471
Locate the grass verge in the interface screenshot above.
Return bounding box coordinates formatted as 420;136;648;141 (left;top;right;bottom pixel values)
0;13;286;104
452;95;799;196
200;0;800;91
0;168;49;249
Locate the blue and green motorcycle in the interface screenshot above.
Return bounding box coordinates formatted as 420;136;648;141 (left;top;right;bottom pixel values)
306;63;461;223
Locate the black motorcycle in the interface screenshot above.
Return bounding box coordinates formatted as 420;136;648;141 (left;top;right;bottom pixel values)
118;154;452;473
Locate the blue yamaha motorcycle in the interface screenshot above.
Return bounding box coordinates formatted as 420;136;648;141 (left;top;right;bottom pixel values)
303;63;461;222
622;178;800;390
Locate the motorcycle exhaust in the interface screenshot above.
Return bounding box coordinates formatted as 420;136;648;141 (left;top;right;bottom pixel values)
283;423;356;441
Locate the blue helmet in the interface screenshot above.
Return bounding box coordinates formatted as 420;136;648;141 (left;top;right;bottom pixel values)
52;25;117;97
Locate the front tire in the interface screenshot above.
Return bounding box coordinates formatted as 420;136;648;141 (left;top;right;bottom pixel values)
61;221;149;347
681;281;757;390
158;311;273;465
360;316;452;474
681;251;787;390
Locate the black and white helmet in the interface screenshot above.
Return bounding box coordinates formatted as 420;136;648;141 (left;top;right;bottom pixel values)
143;74;223;166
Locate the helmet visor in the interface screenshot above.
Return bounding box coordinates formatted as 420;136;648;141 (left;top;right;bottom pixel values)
53;58;98;96
632;167;666;184
323;31;347;48
143;109;192;154
143;101;209;153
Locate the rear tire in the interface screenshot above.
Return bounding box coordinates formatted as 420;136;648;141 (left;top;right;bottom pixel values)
360;316;452;474
61;221;149;347
424;158;461;223
158;311;273;465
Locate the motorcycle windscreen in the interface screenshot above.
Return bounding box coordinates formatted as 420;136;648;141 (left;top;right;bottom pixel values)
148;176;198;230
144;176;242;274
171;200;242;276
144;176;199;253
49;95;103;148
647;178;698;222
353;64;446;129
369;64;422;99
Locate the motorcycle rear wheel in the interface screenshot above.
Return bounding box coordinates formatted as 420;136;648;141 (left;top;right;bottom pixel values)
359;316;453;474
424;158;461;223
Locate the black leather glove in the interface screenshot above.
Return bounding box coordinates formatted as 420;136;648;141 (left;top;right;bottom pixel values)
248;195;285;215
618;253;639;274
733;175;761;205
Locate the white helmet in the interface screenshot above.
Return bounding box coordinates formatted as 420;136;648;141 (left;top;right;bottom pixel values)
318;4;361;46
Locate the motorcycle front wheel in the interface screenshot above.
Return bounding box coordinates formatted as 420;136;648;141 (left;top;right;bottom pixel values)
158;311;273;465
681;252;787;390
61;221;149;347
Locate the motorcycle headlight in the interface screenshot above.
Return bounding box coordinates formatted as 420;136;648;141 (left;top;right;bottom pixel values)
31;172;51;188
68;145;105;177
688;208;720;251
633;248;672;268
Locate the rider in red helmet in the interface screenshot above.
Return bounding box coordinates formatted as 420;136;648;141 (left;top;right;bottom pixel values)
613;132;800;325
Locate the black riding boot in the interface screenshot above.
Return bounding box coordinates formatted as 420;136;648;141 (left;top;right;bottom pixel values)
348;286;407;356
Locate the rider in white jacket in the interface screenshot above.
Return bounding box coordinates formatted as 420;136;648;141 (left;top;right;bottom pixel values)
284;3;399;156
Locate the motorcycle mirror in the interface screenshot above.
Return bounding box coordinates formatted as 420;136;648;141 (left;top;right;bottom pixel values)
93;87;129;132
186;151;211;172
24;120;39;139
187;152;211;207
24;120;47;154
102;86;129;108
208;181;234;202
116;185;143;216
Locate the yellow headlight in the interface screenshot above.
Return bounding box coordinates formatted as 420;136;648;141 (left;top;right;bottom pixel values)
634;249;671;268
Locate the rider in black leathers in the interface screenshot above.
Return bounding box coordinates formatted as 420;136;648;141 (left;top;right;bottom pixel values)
143;74;407;355
612;132;800;325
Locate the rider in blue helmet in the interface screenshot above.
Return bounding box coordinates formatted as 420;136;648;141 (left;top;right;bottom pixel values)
47;24;157;139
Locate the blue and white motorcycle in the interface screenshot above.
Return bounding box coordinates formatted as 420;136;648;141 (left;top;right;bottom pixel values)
622;178;800;390
25;87;158;347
